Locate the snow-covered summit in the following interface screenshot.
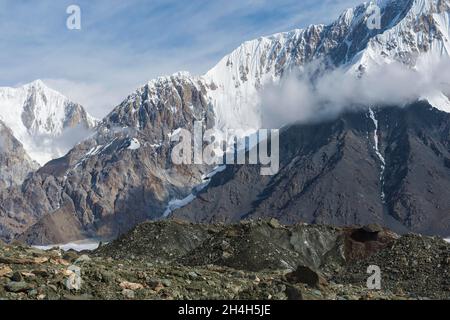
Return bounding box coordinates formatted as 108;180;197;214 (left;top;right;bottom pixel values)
0;80;97;164
88;0;450;140
203;0;450;131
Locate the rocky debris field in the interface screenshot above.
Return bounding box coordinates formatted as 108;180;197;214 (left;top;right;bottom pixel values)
334;234;450;299
96;219;397;272
0;220;448;300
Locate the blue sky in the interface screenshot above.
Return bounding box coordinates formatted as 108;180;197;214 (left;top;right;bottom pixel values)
0;0;362;117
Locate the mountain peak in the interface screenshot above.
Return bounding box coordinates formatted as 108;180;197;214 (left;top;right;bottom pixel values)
27;79;46;87
0;80;96;165
22;79;67;98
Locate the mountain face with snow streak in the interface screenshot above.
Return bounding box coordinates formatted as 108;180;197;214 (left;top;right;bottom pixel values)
1;0;450;243
171;102;450;237
171;0;450;237
0;80;97;165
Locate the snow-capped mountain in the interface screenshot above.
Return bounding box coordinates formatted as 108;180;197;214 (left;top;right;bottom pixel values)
74;0;450;140
0;80;96;165
84;0;450;139
3;73;214;243
205;0;450;131
2;0;450;243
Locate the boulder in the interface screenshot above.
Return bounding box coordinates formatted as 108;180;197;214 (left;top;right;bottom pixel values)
119;281;144;291
285;266;328;289
5;281;32;293
0;266;13;277
122;289;135;299
363;224;383;233
268;218;282;229
11;271;23;282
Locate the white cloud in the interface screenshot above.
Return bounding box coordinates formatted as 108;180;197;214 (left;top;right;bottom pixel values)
42;78;129;119
260;57;450;128
27;124;93;165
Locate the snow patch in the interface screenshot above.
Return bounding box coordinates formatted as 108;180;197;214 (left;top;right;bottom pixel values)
150;142;162;148
423;91;450;113
163;194;196;217
127;138;141;150
368;108;386;202
33;240;100;252
168;128;182;140
163;165;227;217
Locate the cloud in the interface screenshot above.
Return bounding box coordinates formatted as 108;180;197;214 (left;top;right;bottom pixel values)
260;57;450;128
28;124;93;165
42;78;128;119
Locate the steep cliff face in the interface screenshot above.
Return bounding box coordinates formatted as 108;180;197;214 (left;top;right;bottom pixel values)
0;121;38;189
0;123;40;242
172;102;450;237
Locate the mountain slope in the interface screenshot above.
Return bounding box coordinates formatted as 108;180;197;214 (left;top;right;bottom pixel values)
171;102;450;237
0;121;38;189
10;74;215;243
0;80;96;165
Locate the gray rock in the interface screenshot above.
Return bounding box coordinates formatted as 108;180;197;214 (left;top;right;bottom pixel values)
122;289;135;299
269;218;281;229
75;254;91;264
363;224;383;233
11;271;23;282
5;281;32;293
27;289;38;298
285;285;303;300
160;279;172;287
285;266;327;289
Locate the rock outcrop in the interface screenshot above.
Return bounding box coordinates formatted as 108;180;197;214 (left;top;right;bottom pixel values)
0;121;38;189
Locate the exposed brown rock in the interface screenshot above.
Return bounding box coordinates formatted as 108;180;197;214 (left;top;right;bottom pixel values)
18;202;86;245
